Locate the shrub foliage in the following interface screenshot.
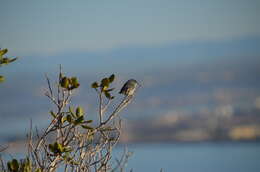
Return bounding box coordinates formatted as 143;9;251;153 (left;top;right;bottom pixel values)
0;67;136;172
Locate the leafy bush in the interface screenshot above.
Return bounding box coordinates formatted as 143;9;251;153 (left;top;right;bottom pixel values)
0;48;18;83
0;67;137;172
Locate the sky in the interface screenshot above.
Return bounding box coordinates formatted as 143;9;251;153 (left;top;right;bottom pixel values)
0;0;260;141
0;0;259;56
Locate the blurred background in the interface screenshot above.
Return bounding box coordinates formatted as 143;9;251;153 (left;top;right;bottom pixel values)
0;0;260;171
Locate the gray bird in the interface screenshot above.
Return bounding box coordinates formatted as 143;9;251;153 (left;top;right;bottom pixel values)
119;79;140;96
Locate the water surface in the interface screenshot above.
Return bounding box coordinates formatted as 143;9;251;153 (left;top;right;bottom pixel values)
115;143;260;172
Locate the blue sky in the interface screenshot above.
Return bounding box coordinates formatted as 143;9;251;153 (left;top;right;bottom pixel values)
1;0;259;56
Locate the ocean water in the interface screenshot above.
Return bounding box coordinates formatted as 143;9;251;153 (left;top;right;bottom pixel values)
115;143;260;172
2;143;259;172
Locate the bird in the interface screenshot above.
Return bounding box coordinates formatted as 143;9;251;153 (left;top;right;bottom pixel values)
119;79;140;96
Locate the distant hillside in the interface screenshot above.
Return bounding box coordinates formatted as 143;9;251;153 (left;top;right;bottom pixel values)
0;36;260;142
121;107;260;143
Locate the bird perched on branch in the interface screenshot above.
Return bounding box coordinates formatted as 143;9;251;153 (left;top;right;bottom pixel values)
119;79;140;96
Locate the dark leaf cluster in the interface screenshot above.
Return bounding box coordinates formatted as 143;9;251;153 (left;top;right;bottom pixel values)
0;48;18;83
91;74;115;99
59;76;80;90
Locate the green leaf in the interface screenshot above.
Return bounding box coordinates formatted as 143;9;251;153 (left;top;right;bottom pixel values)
35;168;42;172
49;111;57;118
67;114;72;123
81;125;93;130
61;116;67;124
53;142;63;153
20;158;32;172
104;91;112;99
9;57;18;63
101;78;110;88
12;159;19;171
48;144;55;153
70;77;77;84
0;58;9;65
85;120;93;123
8;159;19;172
57;143;64;153
0;49;8;56
0;75;5;83
63;146;72;152
74;116;84;125
76;106;84;117
60;77;69;89
0;57;17;65
70;77;80;89
109;74;115;83
91;82;99;88
69;106;76;118
7;162;12;170
106;88;115;92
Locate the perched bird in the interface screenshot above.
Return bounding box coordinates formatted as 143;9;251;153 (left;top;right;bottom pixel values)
119;79;140;96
